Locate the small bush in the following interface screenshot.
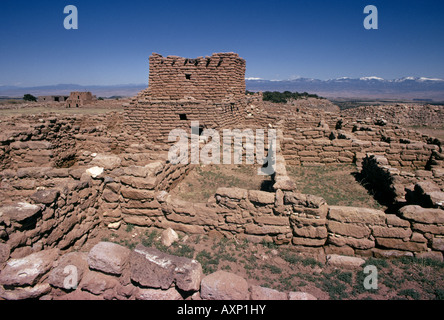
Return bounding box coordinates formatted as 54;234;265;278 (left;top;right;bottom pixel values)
398;289;421;300
23;94;37;102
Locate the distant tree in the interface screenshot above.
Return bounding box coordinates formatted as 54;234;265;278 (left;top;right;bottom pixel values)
98;97;104;100
23;94;37;102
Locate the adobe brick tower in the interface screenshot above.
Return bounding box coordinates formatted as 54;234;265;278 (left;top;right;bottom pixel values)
125;52;247;143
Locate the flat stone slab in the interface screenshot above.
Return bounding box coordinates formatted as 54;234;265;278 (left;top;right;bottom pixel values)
130;244;202;292
48;252;89;290
0;249;60;286
0;202;42;223
326;254;366;268
87;242;130;275
30;189;60;205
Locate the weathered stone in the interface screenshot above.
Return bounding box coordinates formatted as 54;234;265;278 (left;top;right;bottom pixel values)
327;254;365;268
0;243;10;265
372;248;414;259
250;285;287;300
121;186;155;200
432;238;444;251
245;223;291;235
328;206;386;225
160;228;179;247
48;252;88;290
130;245;202;292
386;214;410;228
102;190;120;203
215;187;247;200
87;242;131;275
292;225;328;239
90;154;122;170
85;166;104;178
399;205;444;224
0;202;42;223
30;189;60;205
411;223;444;235
328;235;375;250
328;220;371;239
371;226;412;239
248;190;275;204
0;283;51;300
375;238;427;252
272;179;297;191
80;271;119;295
0;249;59;286
254;215;289;226
120;176;156;190
136;287;183;300
292;237;326;246
107;221;121;230
200;271;249;300
288;292;317;300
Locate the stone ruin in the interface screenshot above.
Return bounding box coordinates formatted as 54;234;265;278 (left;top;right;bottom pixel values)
66;91;96;108
0;52;443;300
125;53;246;145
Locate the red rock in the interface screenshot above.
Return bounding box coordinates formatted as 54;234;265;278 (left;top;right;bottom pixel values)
200;271;249;300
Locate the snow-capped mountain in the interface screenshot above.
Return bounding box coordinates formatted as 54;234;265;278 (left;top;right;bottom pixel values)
245;76;444;100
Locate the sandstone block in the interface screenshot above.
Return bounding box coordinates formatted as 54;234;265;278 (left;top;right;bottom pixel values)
48;252;89;290
371;226;412;239
0;283;51;300
375;238;427;252
161;228;179;247
87;242;131;275
130;245;202;292
372;248;413;259
136;287;183;300
200;271;249;300
0;202;42;223
30;189;60;205
80;271;119;295
326;254;365;268
399;205;444;224
328;206;386;225
432;238;444;251
248;190;275;204
0;249;59;286
215;187;247;200
328;220;371;239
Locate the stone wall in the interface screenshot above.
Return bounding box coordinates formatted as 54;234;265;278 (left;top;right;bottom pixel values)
145;53;246;103
0;169;102;260
281;112;441;169
0;241;317;300
125;52;247;144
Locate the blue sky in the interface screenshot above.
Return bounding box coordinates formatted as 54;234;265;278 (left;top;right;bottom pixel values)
0;0;443;86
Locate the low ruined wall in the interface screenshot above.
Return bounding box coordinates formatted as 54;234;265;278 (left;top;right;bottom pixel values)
0;241;317;300
361;154;444;206
0;169;102;260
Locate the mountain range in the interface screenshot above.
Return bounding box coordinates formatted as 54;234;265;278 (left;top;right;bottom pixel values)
1;77;444;101
245;76;444;101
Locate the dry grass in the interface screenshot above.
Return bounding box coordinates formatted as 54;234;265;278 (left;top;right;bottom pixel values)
170;164;272;202
287;164;384;209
